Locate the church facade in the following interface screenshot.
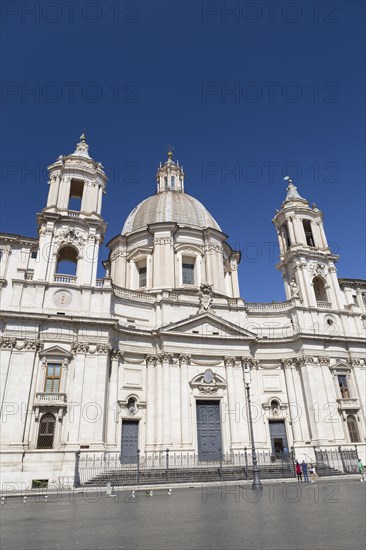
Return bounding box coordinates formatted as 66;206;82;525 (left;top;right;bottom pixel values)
1;136;365;489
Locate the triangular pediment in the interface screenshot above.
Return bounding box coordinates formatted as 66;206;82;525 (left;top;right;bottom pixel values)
159;311;257;340
330;360;350;371
40;345;72;358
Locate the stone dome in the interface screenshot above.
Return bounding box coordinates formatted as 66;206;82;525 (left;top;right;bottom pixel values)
122;191;221;235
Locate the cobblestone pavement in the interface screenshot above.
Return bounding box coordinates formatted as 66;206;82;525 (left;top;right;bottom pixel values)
1;480;365;549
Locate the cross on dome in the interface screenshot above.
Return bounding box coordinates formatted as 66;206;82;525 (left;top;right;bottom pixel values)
167;144;174;161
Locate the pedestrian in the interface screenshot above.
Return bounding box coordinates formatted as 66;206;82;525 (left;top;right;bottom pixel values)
309;464;317;482
357;459;365;482
301;460;309;482
295;461;302;482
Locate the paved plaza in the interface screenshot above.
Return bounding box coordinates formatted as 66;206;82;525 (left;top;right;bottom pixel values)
1;479;365;550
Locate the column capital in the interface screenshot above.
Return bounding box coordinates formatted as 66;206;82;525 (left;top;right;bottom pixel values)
146;354;157;366
240;357;259;369
281;358;296;369
297;354;330;367
157;352;174;364
297;354;316;366
224;356;236;367
179;354;191;366
348;356;365;368
111;348;124;360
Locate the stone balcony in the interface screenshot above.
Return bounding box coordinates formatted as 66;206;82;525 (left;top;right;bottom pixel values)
35;392;67;406
316;301;332;309
336;397;359;410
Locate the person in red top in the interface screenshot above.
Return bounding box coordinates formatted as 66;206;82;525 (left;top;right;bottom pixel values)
295;461;303;482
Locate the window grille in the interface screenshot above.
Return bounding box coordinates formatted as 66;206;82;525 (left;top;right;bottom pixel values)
37;413;56;449
138;266;147;287
347;415;360;443
182;262;194;285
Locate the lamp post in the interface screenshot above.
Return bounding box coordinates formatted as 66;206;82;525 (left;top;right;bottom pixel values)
244;365;262;490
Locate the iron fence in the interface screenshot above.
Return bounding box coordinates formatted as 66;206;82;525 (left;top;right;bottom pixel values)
75;449;291;486
314;447;358;474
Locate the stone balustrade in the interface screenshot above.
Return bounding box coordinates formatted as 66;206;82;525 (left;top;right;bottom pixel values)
35;392;67;404
54;274;77;284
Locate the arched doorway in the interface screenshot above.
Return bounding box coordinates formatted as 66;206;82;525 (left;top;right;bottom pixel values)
347;415;360;443
37;413;56;449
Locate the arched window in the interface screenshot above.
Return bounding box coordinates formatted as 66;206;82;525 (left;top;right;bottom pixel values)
347;415;360;443
56;246;78;276
313;276;328;302
37;413;56;449
303;219;315;247
68;179;84;211
171;176;175;190
281;224;291;249
164;176;168;190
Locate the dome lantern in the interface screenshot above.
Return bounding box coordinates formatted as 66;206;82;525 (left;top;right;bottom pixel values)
156;148;185;193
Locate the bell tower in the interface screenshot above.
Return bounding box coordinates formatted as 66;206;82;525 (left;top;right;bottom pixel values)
273;177;344;309
34;134;107;286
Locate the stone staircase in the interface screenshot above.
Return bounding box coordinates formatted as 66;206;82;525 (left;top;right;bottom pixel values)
81;463;343;487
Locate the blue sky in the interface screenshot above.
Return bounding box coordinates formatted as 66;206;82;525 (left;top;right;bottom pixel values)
1;0;365;301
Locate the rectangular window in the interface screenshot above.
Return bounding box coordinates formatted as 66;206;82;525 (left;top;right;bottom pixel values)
31;249;38;259
337;375;349;399
182;262;195;285
303;220;315;247
138;266;147;288
44;363;61;393
352;295;358;304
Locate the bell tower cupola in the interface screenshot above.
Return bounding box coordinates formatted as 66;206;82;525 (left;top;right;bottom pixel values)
273;177;344;309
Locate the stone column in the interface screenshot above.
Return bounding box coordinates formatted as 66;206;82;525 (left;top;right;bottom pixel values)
287;216;296;244
155;355;163;446
282;359;304;443
297;355;332;445
33;229;53;281
145;355;156;449
204;240;215;287
90;344;110;447
67;345;87;446
59;176;71;209
106;349;121;447
170;357;181;446
161;353;172;446
179;354;191;447
230;258;240;297
242;358;266;445
224;357;239;447
328;266;343;310
298;261;313;307
153;236;174;289
318;221;328;248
